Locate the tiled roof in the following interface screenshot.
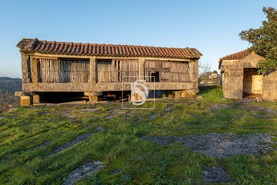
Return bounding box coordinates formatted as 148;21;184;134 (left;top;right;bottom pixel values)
218;49;252;69
17;38;202;59
219;49;251;61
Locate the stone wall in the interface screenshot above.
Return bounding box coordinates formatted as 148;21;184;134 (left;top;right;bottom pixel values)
222;66;243;99
262;71;277;101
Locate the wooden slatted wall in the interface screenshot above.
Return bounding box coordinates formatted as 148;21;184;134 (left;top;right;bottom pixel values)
96;59;139;83
144;61;190;82
38;59;90;83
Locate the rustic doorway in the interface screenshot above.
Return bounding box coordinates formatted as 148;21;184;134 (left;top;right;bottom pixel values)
243;68;263;97
151;72;160;82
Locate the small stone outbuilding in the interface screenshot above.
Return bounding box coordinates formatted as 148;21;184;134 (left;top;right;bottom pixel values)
219;50;277;101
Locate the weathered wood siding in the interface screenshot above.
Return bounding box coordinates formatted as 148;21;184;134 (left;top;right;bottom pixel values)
22;55;199;96
144;61;190;82
37;59;90;83
96;59;139;82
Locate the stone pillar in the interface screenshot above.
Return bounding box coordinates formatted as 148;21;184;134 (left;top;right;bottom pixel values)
89;96;98;103
33;94;40;104
89;57;96;83
181;90;197;97
132;92;143;101
188;60;199;94
189;60;198;82
20;96;31;106
174;90;197;98
21;52;30;83
31;57;38;83
85;91;102;104
174;91;182;98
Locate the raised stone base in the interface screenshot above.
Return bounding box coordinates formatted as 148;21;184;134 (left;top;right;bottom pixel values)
89;95;98;104
15;91;24;97
21;96;31;106
132;92;143;101
174;90;197;98
33;95;40;104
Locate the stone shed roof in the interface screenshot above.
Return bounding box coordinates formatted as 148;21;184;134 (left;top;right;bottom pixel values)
17;38;202;59
219;49;252;69
219;49;251;61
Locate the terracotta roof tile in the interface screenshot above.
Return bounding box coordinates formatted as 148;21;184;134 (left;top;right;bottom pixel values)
17;38;202;59
218;49;252;69
219;49;251;61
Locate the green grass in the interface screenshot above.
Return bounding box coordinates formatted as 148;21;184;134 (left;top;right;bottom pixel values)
0;86;277;184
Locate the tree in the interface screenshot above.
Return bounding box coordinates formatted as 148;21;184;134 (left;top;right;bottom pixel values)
239;7;277;75
198;60;211;77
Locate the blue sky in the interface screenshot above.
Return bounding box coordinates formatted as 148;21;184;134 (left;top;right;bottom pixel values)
0;0;276;78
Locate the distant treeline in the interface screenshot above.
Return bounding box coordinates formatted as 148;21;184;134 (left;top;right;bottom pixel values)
0;77;22;92
0;77;22;113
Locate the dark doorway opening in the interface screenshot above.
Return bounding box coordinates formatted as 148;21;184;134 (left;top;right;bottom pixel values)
151;72;160;82
243;68;263;98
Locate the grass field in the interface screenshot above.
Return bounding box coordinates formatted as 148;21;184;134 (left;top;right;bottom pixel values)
0;86;277;184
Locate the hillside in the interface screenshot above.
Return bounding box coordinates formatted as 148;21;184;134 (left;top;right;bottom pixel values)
0;87;276;184
0;77;22;113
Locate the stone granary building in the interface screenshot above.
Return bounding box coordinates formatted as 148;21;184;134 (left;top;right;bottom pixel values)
219;50;277;101
16;38;202;105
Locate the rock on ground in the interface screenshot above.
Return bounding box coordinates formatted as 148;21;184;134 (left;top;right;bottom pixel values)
182;133;274;158
81;108;98;112
63;161;104;185
29;140;52;151
109;168;121;175
148;114;157;120
50;133;93;156
95;126;107;131
142;133;275;158
203;167;232;183
141;136;176;146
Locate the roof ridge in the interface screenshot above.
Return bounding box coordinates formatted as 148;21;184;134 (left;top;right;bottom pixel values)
30;38;193;50
219;49;251;61
17;38;202;59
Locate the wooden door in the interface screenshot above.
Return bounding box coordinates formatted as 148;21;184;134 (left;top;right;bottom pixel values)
243;68;263;95
251;75;263;94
